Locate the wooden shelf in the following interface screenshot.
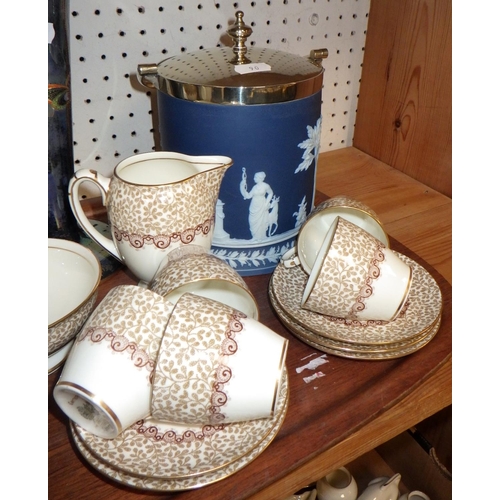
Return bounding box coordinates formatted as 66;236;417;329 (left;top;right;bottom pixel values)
48;147;451;499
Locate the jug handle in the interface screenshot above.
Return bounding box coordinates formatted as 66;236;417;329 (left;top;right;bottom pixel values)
68;169;121;262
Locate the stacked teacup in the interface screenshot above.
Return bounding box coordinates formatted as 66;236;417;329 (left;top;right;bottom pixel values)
55;150;289;444
272;196;441;359
283;199;412;324
300;216;412;323
53;283;288;440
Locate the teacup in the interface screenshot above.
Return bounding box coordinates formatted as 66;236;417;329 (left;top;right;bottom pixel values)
302;217;412;322
316;466;358;500
282;195;389;274
53;285;174;439
149;248;259;319
68;151;232;282
151;292;288;425
48;238;101;356
399;492;430;500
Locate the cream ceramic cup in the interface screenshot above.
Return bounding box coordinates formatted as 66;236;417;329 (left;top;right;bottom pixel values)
398;492;430;500
68;151;232;283
282;195;389;274
151;292;288;425
53;285;174;439
48;238;101;355
302;217;412;322
149;248;259;319
316;467;358;500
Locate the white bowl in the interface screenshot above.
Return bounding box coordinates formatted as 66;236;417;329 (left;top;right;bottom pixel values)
48;340;74;375
48;239;101;355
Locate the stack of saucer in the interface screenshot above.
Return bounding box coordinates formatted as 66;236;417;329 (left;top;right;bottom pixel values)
269;252;442;360
70;368;289;492
269;197;442;360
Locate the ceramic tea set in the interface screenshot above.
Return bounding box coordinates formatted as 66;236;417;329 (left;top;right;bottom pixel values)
270;195;443;360
48;149;442;491
285;466;431;500
48;151;294;490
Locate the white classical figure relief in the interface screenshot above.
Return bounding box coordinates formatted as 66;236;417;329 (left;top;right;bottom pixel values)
211;118;320;271
293;196;308;228
239;169;280;242
214;199;230;240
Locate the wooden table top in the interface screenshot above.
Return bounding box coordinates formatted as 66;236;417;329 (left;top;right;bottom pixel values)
48;147;451;500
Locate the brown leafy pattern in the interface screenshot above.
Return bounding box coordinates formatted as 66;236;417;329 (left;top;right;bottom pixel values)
76;285;174;379
150;252;249;297
270;284;440;357
151;293;246;425
303;217;385;319
301;195;390;251
107;166;228;250
71;369;289;483
272;252;442;345
48;291;97;354
272;286;441;359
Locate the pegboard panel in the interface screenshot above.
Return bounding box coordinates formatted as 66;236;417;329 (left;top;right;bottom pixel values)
68;0;370;197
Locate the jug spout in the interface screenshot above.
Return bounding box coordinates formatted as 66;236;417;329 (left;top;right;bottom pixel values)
188;154;234;175
183;154;233;208
382;473;401;490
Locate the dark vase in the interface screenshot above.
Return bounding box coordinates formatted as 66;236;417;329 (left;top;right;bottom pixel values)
48;0;80;242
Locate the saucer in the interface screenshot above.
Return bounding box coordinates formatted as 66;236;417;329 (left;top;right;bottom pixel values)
48;340;74;375
271;252;442;346
269;284;440;353
71;368;288;482
70;370;289;491
271;287;441;359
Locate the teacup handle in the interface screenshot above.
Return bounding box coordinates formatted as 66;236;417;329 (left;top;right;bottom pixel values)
68;169;121;262
281;246;301;268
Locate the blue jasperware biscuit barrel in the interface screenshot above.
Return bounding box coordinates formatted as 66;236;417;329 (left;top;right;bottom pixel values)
138;11;327;276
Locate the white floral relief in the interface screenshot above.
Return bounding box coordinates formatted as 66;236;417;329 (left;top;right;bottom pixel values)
212;242;294;269
295;117;322;174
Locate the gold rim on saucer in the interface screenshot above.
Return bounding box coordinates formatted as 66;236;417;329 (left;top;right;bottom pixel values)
276;301;442;360
70;369;289;491
72;368;289;481
269;283;440;354
271;252;442;346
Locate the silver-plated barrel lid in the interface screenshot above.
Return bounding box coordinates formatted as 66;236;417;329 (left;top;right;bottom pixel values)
138;11;328;105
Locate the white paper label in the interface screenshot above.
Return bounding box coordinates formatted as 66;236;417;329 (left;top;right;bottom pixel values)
234;63;272;75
